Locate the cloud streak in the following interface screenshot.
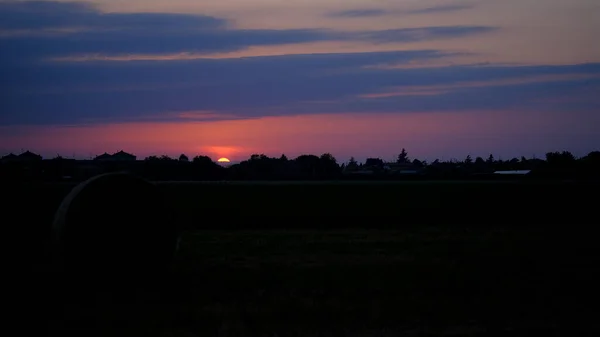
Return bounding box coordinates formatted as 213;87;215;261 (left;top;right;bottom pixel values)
0;24;494;63
0;1;226;30
358;73;600;98
327;9;389;18
327;4;473;18
0;1;495;64
406;4;474;15
1;1;597;130
2;48;599;126
352;26;496;44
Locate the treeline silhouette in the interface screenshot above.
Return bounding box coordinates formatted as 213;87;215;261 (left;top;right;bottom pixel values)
1;149;599;182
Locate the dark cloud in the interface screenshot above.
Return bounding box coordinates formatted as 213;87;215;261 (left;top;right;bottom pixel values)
327;9;389;18
0;28;333;64
0;25;494;64
0;1;325;63
2;1;591;127
0;1;225;30
406;4;474;15
351;26;496;43
0;1;496;64
327;4;473;18
0;50;453;125
2;48;599;126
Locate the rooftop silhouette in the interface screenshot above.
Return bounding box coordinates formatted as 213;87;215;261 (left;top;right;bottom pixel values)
2;148;599;182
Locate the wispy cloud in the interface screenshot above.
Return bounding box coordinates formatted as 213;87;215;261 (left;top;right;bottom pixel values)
176;111;248;121
0;1;495;65
1;1;597;128
359;73;600;98
406;4;474;15
0;1;226;30
327;9;389;18
351;26;496;43
327;3;474;18
2;47;600;126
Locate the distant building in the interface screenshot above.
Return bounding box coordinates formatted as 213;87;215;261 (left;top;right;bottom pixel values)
94;151;136;161
112;150;136;161
94;153;112;161
364;158;384;168
396;170;420;175
17;151;42;161
494;170;531;175
50;156;75;162
1;153;18;163
348;169;375;175
384;162;422;175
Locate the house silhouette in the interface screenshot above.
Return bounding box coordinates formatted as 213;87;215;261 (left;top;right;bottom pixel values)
113;150;136;161
94;151;136;161
94;153;112;161
17;151;43;161
1;153;18;163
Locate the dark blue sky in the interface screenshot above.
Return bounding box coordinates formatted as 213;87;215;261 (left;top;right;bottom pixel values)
1;0;599;161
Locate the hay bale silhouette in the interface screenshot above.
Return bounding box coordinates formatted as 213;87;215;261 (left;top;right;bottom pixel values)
52;172;179;275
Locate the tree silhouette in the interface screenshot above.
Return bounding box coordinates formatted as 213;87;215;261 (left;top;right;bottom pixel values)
3;144;600;182
397;148;410;164
319;153;341;178
365;158;384;168
250;154;269;161
295;155;321;178
412;159;424;167
192;155;214;165
546;151;576;165
348;157;358;165
346;157;359;171
581;151;600;178
582;151;600;165
320;153;337;164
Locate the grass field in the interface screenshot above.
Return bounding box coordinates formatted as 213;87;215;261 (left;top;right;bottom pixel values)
19;228;600;336
6;180;600;336
159;180;597;229
6;180;598;233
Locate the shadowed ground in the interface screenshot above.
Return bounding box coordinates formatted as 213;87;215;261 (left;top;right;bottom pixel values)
52;173;178;275
16;228;600;336
4;181;600;336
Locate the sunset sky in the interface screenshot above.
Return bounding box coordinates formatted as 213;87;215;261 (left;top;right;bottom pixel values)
1;0;599;162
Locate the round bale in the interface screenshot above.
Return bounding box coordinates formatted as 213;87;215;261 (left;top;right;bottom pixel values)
52;172;179;275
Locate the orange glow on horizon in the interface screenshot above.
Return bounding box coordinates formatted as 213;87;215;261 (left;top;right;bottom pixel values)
2;109;595;162
217;157;231;163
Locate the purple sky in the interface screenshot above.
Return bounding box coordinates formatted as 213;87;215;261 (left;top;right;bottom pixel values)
1;0;599;162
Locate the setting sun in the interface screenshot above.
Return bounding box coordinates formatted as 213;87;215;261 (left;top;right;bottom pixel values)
217;157;231;163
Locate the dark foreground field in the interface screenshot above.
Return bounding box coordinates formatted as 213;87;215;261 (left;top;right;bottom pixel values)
5;181;600;336
6;180;600;233
16;228;600;336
